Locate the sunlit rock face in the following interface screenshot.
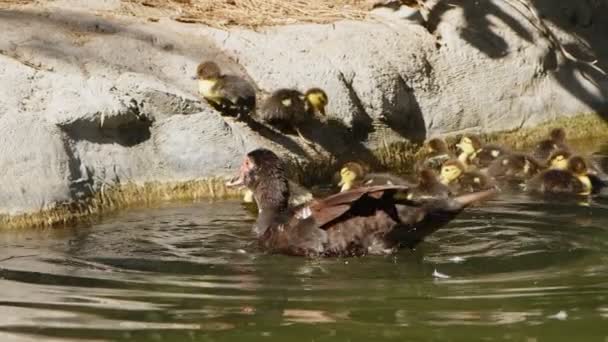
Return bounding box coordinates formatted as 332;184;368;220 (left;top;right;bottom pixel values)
0;0;607;216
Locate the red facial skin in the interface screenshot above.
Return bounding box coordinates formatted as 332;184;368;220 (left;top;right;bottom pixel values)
227;156;254;187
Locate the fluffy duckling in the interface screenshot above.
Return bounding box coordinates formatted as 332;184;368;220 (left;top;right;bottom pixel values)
405;169;452;201
195;61;256;119
439;159;495;194
243;180;313;209
456;135;507;169
545;151;607;194
487;153;544;187
533;128;569;162
416;138;454;173
338;161;411;192
259;88;328;142
546;149;572;170
527;156;592;196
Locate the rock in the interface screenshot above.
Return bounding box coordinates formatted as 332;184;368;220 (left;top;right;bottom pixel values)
0;0;607;219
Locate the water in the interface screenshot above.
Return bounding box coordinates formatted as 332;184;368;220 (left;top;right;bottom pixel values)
2;147;608;341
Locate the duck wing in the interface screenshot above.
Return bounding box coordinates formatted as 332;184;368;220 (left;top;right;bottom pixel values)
294;185;409;228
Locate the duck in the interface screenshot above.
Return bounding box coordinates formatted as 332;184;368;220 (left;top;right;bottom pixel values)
194;61;256;119
416;137;454;173
526;155;593;196
338;161;411;192
487;153;544;187
258;88;328;142
456;135;507;169
226;148;496;257
405;169;452;201
544;151;607;194
439;159;496;194
532;128;569;162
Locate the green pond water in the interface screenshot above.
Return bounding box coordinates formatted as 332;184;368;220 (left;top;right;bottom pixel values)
1;142;608;341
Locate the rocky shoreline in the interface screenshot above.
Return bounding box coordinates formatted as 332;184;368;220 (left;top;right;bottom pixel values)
1;1;607;228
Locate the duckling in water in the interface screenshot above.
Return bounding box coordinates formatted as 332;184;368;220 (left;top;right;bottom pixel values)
338;161;411;192
546;149;572;170
487;153;544;187
545;151;607;194
259;88;328;143
439;159;495;194
533;128;569;162
416;138;454;173
195;61;256;120
226;148;496;257
527;156;592;196
405;169;452;201
456;135;507;169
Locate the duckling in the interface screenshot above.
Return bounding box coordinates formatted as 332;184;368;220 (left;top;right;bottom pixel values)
258;88;328;142
456;135;507;169
194;61;256;119
546;149;572;170
545;151;607;194
405;169;452;201
527;155;592;196
416;138;454;173
439;159;495;194
533;128;569;162
487;153;544;187
338;161;411;192
243;180;313;209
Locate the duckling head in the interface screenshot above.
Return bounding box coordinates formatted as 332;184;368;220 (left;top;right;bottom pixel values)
305;88;328;116
196;61;221;81
568;156;592;195
427;138;448;154
548;150;571;170
338;162;365;192
456;135;481;155
439;160;464;185
550;127;566;143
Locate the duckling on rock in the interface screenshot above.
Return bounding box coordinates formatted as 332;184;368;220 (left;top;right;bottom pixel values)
533;128;569;162
226;148;496;257
338;161;411;192
526;155;593;196
194;61;256;120
456;135;507;169
439;159;496;194
258;88;328;143
487;153;544;188
416;137;454;173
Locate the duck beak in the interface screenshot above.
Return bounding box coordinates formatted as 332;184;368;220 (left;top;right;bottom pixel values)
226;174;244;187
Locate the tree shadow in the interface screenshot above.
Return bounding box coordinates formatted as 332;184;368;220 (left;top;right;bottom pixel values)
425;0;608;119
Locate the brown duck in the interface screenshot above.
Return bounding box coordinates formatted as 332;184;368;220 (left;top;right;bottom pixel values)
227;148;495;257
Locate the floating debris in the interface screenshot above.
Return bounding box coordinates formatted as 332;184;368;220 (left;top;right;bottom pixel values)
432;269;450;279
548;310;568;320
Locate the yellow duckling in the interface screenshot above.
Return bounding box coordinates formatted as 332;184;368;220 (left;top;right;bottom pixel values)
527;155;592;196
259;88;328;142
338;162;410;192
533;128;570;162
194;61;256;120
416;137;454;173
456;135;507;169
439;159;495;194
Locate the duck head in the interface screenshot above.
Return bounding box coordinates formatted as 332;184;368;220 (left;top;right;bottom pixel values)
439;160;464;185
456;136;481;155
568;156;592;195
227;149;289;211
304;88;328;116
338;162;365;192
548;150;571;170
